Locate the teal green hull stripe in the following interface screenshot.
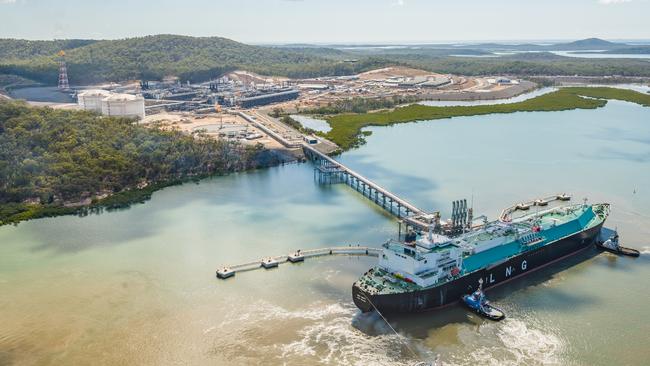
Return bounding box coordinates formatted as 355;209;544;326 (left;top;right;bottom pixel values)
462;206;599;273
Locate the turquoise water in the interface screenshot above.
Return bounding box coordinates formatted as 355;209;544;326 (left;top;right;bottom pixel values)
1;100;649;365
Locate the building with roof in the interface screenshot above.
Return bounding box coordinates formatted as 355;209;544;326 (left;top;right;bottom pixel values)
487;77;519;86
77;89;111;113
238;89;299;108
77;90;145;119
419;76;451;88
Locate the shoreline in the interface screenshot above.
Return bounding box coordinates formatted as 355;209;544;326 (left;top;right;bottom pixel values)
4;86;649;226
322;86;650;150
0;147;297;227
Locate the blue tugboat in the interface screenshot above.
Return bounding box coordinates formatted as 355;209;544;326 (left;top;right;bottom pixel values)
462;279;505;321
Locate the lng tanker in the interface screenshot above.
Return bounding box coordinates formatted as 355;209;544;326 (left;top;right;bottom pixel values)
353;196;609;313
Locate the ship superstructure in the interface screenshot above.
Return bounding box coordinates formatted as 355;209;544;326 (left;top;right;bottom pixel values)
353;196;610;313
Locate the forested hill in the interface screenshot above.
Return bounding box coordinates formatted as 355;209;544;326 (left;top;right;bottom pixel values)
0;35;388;85
0;39;97;60
2;35;650;85
0;100;266;225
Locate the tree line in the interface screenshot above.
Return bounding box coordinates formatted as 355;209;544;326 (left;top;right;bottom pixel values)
0;100;266;224
2;34;649;87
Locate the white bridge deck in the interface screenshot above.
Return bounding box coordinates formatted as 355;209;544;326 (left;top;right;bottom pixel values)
239;111;426;220
303;143;425;216
217;245;381;279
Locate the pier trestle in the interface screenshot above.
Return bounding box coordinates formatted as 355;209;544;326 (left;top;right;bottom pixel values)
304;144;432;225
216;245;382;279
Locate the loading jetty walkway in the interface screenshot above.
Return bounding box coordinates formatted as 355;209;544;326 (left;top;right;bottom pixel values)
239;111;429;223
217;114;435;280
302;143;430;226
217;245;381;279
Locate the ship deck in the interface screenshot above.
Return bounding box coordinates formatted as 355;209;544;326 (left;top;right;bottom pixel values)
357;203;609;296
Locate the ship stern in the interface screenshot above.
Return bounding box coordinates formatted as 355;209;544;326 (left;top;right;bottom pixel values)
352;282;374;313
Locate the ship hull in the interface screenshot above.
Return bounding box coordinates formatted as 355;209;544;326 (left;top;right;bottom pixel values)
353;222;603;314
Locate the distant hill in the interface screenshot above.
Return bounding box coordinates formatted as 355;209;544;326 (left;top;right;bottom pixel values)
0;35;388;85
411;38;629;52
552;38;622;50
1;35;649;85
268;45;348;59
0;39;97;61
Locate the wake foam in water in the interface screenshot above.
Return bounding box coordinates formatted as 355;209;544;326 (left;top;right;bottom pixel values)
215;299;564;366
639;246;650;255
496;319;563;365
280;313;409;365
446;318;564;366
215;300;420;365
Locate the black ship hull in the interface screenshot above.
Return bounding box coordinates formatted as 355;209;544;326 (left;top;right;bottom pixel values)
353;222;604;314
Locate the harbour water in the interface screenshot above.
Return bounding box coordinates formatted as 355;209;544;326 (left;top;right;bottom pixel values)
488;50;650;59
8;86;74;103
550;51;650;59
290;114;332;133
1;99;649;365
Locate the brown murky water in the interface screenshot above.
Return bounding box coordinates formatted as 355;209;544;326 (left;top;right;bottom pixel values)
1;100;649;365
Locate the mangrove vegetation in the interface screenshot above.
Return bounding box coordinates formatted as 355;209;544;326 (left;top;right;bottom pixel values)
322;87;650;150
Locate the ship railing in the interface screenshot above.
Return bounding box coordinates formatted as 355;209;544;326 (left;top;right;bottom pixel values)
217;245;383;278
436;257;457;265
382;239;425;260
499;193;574;222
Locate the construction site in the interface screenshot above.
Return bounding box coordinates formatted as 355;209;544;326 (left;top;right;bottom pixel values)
135;67;534;114
11;52;536;159
121;66;534;158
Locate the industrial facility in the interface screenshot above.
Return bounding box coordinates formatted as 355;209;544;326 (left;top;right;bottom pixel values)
67;66;526;119
238;89;299;108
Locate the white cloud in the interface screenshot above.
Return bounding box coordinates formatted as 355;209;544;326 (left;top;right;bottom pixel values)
393;0;405;6
0;0;17;3
598;0;632;4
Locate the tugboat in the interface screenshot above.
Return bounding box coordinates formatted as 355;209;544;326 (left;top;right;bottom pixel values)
462;279;505;321
597;230;640;257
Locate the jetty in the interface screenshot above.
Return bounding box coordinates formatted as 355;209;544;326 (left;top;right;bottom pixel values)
240;110;435;229
303;143;437;230
216;245;381;279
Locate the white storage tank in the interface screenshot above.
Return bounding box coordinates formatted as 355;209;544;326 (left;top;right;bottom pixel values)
77;89;111;113
100;93;145;120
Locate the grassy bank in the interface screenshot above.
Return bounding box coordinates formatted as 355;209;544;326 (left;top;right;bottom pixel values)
323;87;650;150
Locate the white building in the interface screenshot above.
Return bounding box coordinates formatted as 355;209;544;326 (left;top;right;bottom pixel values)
77;90;145;120
101;93;145;119
77;89;111;113
297;83;330;90
487;77;519;86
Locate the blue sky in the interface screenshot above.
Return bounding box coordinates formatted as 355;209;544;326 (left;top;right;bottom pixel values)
1;0;648;43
